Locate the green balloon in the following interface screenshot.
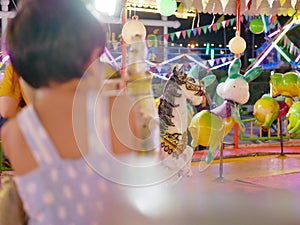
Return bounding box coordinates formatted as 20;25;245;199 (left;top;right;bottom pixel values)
250;18;264;34
159;0;177;17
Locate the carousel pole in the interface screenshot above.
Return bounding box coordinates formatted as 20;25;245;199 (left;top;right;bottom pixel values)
217;0;242;181
1;0;9;51
121;1;127;90
278;117;285;157
235;0;241;58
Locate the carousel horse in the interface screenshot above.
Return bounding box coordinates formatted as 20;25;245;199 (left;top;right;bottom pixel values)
158;64;216;175
189;58;263;171
125;34;160;152
253;95;289;130
269;71;300;137
270;71;300;107
287;101;300;138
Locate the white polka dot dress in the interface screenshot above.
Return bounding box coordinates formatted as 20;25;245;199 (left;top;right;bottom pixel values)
14;104;110;225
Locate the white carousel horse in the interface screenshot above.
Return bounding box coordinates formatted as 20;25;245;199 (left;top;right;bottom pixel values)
125;34;160;152
158;64;216;176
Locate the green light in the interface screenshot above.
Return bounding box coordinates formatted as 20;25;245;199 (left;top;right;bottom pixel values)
273;44;291;63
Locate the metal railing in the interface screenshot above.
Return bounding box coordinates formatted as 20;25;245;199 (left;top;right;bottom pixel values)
231;116;300;149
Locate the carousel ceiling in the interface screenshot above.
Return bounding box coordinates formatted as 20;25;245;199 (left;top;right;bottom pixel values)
126;0;300;16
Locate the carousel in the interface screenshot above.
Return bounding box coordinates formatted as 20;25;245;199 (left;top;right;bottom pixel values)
0;1;300;225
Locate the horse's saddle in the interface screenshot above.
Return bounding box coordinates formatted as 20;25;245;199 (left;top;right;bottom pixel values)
161;131;187;158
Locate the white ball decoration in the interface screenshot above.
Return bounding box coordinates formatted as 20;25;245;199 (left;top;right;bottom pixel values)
121;17;146;44
228;36;246;54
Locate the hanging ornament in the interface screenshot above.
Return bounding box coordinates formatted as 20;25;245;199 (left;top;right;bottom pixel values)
228;35;246;54
121;16;146;44
249;18;264;34
157;0;177;17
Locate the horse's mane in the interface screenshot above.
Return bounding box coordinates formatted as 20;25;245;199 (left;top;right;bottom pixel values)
158;66;186;133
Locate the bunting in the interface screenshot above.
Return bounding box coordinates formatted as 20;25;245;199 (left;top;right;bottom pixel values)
219;0;229;11
208;59;215;67
170;33;175;41
163;16;278;42
279;0;286;6
256;0;263;10
202;25;208;34
187;29;192;38
245;0;252;10
221;21;226;28
281;36;300;61
193;28;198;36
164;33;170;41
202;0;209;11
197;27;202;35
182;30;187;39
267;0;275;8
291;0;297;9
148;55;234;71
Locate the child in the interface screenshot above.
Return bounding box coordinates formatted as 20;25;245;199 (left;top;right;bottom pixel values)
2;0;109;224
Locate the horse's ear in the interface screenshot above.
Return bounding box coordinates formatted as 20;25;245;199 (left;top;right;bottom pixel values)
202;75;216;87
171;64;177;73
243;66;263;82
228;58;241;78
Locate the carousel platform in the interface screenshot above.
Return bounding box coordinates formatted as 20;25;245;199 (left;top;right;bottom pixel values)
192;139;300;162
1;142;300;225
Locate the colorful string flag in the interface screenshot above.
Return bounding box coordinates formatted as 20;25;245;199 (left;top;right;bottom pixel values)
245;0;252;10
208;59;215;67
220;0;229;11
187;29;192;38
181;30;187;39
291;0;297;9
164;33;170;41
267;0;275;8
256;0;263;10
202;0;209;11
197;27;202;35
191;28;197;36
279;0;287;6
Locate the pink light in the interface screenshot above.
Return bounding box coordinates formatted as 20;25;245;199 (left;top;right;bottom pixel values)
1;55;9;64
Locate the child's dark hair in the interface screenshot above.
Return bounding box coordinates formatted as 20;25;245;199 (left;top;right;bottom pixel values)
6;0;106;88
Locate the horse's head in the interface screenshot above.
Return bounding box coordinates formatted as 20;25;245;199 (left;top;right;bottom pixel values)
171;64;187;85
183;65;216;106
217;58;263;105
